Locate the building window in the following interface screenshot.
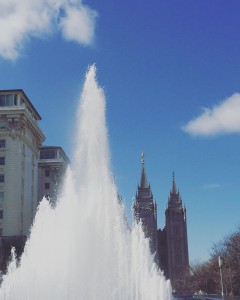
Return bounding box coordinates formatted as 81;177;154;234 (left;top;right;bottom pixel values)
0;210;3;219
14;94;18;105
0;192;4;201
45;183;50;189
0;228;2;236
0;94;14;106
0;121;8;129
0;157;5;165
0;175;4;183
45;170;50;177
0;140;6;148
40;149;57;159
0;94;18;106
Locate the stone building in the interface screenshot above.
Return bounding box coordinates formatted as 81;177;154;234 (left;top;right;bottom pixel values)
0;89;69;271
133;154;189;290
0;90;45;238
38;146;70;205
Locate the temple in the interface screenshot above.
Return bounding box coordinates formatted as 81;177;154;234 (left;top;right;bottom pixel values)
133;154;189;291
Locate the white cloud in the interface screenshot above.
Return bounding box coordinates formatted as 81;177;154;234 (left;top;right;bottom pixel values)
182;93;240;136
0;0;97;60
203;183;221;189
59;5;96;45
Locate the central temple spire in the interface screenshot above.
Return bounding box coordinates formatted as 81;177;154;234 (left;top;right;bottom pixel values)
171;171;177;194
133;152;158;256
140;152;149;188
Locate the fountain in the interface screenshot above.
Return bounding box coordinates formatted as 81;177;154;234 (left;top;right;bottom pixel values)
0;65;172;299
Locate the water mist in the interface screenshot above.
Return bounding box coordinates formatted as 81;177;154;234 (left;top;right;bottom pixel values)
0;66;172;300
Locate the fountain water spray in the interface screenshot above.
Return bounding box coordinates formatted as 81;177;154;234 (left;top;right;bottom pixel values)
0;65;172;300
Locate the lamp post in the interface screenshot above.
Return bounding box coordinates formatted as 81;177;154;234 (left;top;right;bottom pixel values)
218;256;224;299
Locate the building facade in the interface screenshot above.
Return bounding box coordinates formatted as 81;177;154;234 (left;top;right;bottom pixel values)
0;90;45;237
0;89;69;271
133;154;189;290
38;146;70;204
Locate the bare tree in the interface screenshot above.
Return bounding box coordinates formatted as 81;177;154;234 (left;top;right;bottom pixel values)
189;227;240;296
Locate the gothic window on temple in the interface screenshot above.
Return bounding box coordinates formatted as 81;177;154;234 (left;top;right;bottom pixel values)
175;241;180;250
174;225;179;235
176;255;182;264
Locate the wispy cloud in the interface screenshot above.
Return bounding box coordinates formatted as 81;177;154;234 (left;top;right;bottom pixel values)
182;93;240;136
0;0;97;60
203;183;221;189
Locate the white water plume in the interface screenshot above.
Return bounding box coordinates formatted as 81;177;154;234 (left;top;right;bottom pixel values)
0;65;172;299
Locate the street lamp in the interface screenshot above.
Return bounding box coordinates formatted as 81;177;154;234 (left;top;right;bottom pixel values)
218;256;224;299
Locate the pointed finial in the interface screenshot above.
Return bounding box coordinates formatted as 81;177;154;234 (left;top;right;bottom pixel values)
141;152;145;164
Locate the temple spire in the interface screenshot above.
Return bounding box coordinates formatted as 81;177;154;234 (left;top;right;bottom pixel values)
140;152;148;188
171;171;177;194
134;152;157;256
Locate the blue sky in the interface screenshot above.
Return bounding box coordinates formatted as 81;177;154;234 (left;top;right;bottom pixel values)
0;0;240;263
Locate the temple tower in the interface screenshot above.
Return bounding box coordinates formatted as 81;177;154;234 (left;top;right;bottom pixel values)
165;173;189;285
133;153;158;256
